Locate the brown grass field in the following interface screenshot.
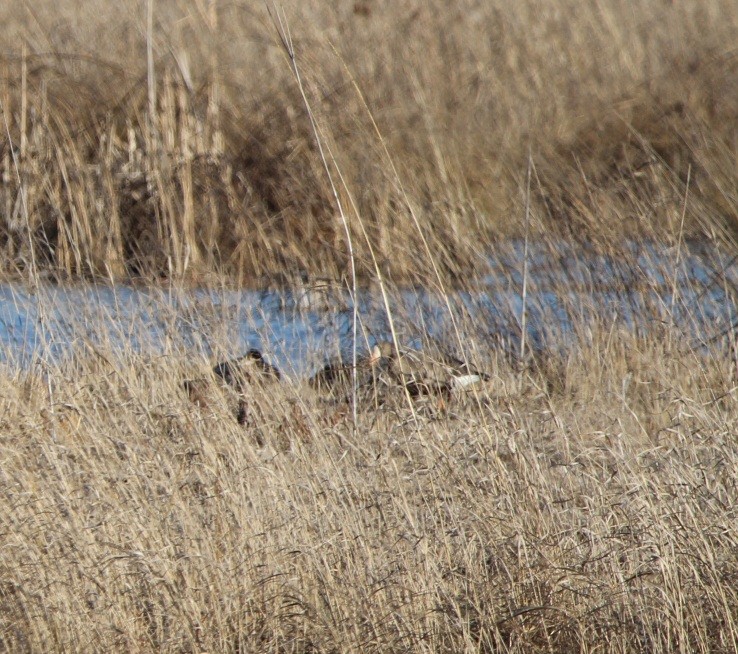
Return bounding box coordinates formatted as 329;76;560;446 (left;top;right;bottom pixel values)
1;0;738;652
0;0;736;282
2;322;738;653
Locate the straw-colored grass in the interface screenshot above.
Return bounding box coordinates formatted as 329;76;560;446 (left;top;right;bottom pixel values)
0;1;738;652
0;328;737;653
0;1;736;282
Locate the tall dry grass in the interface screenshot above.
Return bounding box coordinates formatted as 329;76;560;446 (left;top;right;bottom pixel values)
0;1;736;282
1;2;738;652
0;319;737;652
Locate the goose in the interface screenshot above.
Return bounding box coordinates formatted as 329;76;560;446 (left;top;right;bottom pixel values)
184;349;281;425
308;343;387;392
374;341;491;397
212;348;281;392
293;273;351;313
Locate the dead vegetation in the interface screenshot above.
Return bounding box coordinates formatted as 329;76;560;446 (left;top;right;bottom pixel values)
0;1;738;651
0;1;736;283
0;325;737;653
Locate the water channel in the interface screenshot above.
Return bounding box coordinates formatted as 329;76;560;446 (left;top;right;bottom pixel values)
0;240;735;376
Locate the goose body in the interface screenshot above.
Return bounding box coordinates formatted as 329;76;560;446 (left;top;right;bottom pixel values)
212;349;281;391
374;341;490;397
309;340;490;402
291;271;351;313
309;344;386;392
184;349;281;425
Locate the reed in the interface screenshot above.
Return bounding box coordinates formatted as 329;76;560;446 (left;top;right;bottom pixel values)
0;308;736;652
0;1;737;651
0;1;735;283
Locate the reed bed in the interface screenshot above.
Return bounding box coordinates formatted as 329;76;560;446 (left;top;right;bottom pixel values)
0;0;736;282
0;316;737;653
0;1;737;652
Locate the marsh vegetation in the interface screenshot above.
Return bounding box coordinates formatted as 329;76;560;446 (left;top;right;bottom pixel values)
0;1;738;652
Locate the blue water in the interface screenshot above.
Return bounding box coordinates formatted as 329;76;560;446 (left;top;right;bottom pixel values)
1;241;735;377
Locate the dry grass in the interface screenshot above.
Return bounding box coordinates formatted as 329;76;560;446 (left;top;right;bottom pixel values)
0;326;737;653
0;1;736;282
1;1;738;652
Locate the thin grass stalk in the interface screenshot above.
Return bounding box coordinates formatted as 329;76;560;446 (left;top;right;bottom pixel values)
206;0;222;155
342;62;471;387
1;94;38;293
330;52;478;419
329;48;428;419
669;164;691;327
20;44;27;159
146;0;156;147
268;5;361;425
520;149;532;362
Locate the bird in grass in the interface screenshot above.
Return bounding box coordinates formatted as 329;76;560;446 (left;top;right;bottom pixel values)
309;340;490;405
293;273;351;313
184;349;281;425
374;341;491;398
212;348;281;392
308;343;387;392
